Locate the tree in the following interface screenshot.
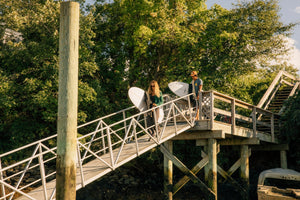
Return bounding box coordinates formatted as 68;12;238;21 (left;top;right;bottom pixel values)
199;0;296;94
0;0;98;152
280;92;300;171
93;0;208;89
93;0;296;94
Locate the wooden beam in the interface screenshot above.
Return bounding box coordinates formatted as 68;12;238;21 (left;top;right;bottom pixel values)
280;150;287;169
207;139;217;198
163;141;173;200
212;122;277;143
210;93;214;130
231;99;236;135
160;145;216;199
173;130;225;140
201;151;248;196
196;139;208;146
227;149;251;176
281;79;294;87
257;71;283;108
173;155;209;195
218;138;260;146
240;145;249;197
251;144;289;151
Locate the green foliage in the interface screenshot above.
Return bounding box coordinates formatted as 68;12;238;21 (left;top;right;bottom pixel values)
93;0;296;95
280;92;300;171
0;0;298;155
0;0;98;152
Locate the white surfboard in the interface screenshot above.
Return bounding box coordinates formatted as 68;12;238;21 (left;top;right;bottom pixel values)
128;87;147;111
128;87;164;123
168;81;189;97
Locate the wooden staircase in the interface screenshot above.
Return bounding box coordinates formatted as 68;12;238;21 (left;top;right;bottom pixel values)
267;85;294;113
256;71;299;135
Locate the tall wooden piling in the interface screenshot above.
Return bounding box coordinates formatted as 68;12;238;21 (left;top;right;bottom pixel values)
240;145;249;198
280;150;287;169
56;2;79;200
207;139;217;199
164;141;173;200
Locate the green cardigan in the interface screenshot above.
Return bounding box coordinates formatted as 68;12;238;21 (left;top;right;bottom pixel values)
150;91;163;106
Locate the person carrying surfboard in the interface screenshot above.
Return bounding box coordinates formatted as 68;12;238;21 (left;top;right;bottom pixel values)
189;71;203;120
145;80;164;140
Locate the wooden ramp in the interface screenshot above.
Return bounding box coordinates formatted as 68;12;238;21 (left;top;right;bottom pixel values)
17;124;190;200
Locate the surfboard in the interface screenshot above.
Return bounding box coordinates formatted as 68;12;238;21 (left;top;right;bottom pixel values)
128;87;147;111
168;81;189;97
128;87;164;123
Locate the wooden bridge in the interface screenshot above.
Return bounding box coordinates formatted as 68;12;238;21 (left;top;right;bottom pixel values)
0;70;298;200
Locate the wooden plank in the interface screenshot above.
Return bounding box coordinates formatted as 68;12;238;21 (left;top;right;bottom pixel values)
214;108;253;123
219;138;260;146
172;130;225;140
191;120;211;130
173;155;209;195
257;71;283;108
251;144;289;151
212;121;277;143
213;91;254;109
281;79;294;87
282;70;297;80
160;145;216;199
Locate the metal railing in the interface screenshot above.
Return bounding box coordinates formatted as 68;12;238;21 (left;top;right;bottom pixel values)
0;93;197;200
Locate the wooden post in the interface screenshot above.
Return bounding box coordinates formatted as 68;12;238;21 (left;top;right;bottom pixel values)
210;92;214;130
252;107;256;137
231;99;235;135
280;150;287;169
240;145;249;198
208;139;217;199
199;92;203;120
164;141;173;200
271;114;274;142
56;2;79;200
204;145;209;183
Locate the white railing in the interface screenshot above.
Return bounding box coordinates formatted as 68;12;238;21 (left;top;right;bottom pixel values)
0;93;197;200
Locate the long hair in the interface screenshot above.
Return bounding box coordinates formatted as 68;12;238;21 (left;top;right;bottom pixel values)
148;80;160;97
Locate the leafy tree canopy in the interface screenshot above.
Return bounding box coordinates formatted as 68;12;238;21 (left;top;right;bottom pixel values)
0;0;298;153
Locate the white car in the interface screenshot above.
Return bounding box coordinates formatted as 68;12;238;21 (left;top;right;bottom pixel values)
257;168;300;200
